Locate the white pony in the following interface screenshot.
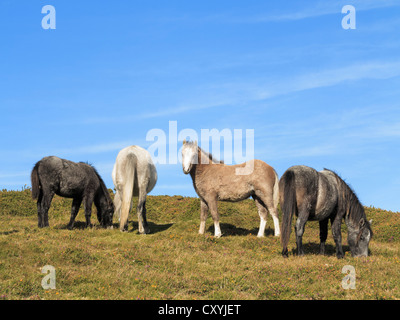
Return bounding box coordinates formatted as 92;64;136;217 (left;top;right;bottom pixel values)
112;145;157;233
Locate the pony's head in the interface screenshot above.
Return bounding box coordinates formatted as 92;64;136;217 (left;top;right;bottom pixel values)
326;168;373;257
347;217;373;257
182;140;198;174
93;169;115;228
99;200;115;228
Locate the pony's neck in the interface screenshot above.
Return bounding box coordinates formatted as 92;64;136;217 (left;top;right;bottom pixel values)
188;147;221;180
188;149;207;179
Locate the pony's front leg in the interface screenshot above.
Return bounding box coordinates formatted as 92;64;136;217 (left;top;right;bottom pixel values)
199;200;209;235
331;216;344;259
208;199;222;238
84;195;94;228
67;197;82;230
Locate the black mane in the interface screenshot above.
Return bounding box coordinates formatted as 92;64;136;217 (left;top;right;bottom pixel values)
324;169;368;227
89;164;113;206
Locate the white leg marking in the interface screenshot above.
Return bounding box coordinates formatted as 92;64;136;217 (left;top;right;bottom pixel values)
272;215;281;237
199;221;206;235
257;217;267;237
214;221;222;238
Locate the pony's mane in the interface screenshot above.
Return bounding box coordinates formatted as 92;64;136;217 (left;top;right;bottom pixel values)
324;168;368;227
198;146;224;164
82;162;113;205
184;141;224;164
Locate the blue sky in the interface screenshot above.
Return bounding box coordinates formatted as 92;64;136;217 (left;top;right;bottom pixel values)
1;0;399;212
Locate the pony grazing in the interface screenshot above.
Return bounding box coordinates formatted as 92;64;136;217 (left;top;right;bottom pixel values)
182;140;280;238
31;156;114;229
112;145;157;233
280;165;373;259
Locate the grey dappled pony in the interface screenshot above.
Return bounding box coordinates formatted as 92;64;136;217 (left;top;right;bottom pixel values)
280;165;372;259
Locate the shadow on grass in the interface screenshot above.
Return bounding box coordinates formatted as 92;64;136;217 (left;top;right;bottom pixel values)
287;242;351;257
56;220;173;234
0;229;19;236
207;223;276;237
55;221;92;230
128;221;173;234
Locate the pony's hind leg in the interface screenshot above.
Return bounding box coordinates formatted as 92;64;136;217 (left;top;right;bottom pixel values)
270;208;281;237
137;191;150;234
254;194;280;237
36;191;44;228
39;189;54;228
295;210;309;256
119;187;133;232
319;218;329;255
253;196;268;237
113;189;122;222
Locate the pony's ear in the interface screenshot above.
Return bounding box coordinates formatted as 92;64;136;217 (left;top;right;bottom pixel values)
194;140;198;147
183;139;186;145
369;219;373;225
359;218;365;228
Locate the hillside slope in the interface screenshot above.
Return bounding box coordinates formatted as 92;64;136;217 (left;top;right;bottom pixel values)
0;188;399;300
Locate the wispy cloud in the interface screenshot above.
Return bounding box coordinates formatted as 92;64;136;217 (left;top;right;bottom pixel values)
223;0;400;23
82;99;233;125
81;60;400;126
52;141;136;157
161;0;400;24
255;102;400;162
261;60;400;97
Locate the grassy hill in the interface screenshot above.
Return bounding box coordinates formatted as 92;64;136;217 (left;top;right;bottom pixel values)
0;188;399;300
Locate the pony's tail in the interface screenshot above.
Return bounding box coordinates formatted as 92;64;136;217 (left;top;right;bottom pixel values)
118;153;136;231
280;170;297;257
273;170;280;212
31;162;41;200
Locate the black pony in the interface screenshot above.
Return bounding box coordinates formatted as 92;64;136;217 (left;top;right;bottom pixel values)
280;165;372;259
31;156;114;229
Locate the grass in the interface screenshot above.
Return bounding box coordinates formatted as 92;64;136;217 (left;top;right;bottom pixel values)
0;188;399;300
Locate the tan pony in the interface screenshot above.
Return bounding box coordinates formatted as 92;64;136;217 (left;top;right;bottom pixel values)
182;140;280;238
